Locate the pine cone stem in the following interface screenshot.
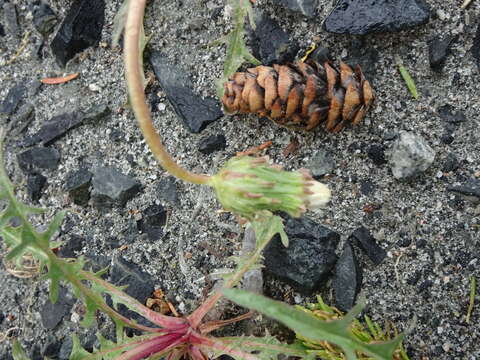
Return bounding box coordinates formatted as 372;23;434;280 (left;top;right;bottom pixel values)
222;60;374;132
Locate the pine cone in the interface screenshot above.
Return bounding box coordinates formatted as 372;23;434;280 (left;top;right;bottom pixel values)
221;60;374;132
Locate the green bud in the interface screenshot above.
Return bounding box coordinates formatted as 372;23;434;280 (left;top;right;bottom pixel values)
210;156;331;219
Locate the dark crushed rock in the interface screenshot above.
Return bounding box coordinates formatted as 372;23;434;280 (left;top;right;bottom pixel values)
64;168;93;206
8;102;35;134
360;180;375;196
447;179;480;202
307;149;335;179
83;104;110;122
91;166;142;209
270;0;318;17
40;287;74;330
350;226;387;266
26;79;43;98
441;153;460;173
155;177;180;206
0;82;27;116
264;215;339;293
20;106;108;147
367;144;387;166
440;133;454;145
396;236;412;248
2;2;19;38
428;35;455;72
345;39;380;81
386;131;435;179
472;22;480;71
17;146;60;174
198;134;227;154
324;0;430;35
332;241;362;311
50;0;105;67
149;51;223;133
437;104;466;123
136;204;167;241
58;234;85;258
109;257;155;325
41;335;61;358
58;337;73;360
308;45;332;64
21;112;84;147
27;173;47;202
248;11;299;65
32;1;57;36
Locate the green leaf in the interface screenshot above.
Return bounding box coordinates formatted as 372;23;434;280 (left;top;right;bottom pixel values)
69;335;93;360
12;340;30;360
216;336;313;360
223;289;404;360
215;0;260;98
250;213;288;248
398;64;418;99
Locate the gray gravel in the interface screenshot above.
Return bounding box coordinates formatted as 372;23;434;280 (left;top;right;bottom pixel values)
0;0;479;359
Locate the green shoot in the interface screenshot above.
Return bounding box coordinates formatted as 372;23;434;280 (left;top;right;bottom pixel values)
215;0;261;97
396;56;418;99
466;276;476;323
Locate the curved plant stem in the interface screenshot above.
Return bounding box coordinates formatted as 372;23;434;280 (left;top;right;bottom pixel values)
124;0;211;185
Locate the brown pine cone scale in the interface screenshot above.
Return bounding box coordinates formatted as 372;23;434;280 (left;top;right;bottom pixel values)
221;60;374;132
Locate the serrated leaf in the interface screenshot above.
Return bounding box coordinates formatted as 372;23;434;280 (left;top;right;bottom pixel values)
250;213;288;248
217;336;313;360
41;210;66;244
223;289;404;360
12;340;30;360
69;335;93;360
112;0;129;48
216;0;260;97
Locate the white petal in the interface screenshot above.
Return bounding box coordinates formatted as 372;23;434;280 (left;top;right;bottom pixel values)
306;181;331;209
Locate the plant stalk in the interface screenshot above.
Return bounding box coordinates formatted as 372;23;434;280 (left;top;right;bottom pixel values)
124;0;211;185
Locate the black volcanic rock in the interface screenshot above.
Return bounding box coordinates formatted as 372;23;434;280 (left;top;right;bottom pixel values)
350;226;387;265
109;257;155;325
0;82;27;116
50;0;105;67
447;179;480;202
22;112;85;147
248;12;299;65
33;1;57;36
40;287;74;330
149;52;223;133
472;22;480;71
91;167;141;209
17;147;60;174
428;35;455;72
264;215;339;293
27;173;47;202
324;0;430;35
198;134;227;154
333;241;362;311
64;168;92;206
137;204;167;241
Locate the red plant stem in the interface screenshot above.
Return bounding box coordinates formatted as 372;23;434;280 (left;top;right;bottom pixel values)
81;270;188;330
116;332;187;360
124;0;211;185
188;223;270;328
